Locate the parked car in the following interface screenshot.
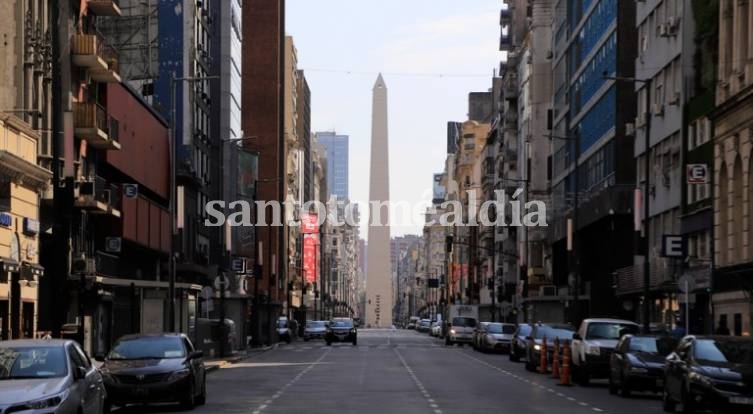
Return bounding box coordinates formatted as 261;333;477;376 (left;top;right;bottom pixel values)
97;333;206;410
325;318;358;346
510;323;533;362
445;316;478;346
477;323;516;353
608;334;678;397
304;320;328;341
525;323;576;371
407;316;420;330
0;339;106;414
663;335;753;413
472;322;491;350
276;317;297;343
571;318;640;385
417;319;432;333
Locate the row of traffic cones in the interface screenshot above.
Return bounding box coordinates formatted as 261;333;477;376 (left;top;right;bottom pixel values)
536;336;572;386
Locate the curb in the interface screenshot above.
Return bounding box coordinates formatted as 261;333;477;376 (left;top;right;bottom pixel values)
206;343;279;373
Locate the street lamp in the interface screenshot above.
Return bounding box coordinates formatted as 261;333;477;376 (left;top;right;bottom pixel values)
168;74;220;333
603;74;652;333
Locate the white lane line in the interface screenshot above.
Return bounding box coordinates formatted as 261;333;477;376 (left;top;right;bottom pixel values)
252;349;331;413
459;351;607;413
395;348;444;414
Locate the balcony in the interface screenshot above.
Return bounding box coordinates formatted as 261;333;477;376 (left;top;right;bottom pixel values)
74;176;121;217
503;76;518;100
87;0;121;16
499;8;512;27
73;102;121;150
72;33;121;83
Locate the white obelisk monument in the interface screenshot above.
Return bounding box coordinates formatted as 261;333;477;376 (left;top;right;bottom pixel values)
365;74;393;328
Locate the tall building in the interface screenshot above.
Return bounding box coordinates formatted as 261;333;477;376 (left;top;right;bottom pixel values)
314;131;349;200
549;0;638;321
711;0;753;336
0;0;53;340
365;74;393;327
242;0;286;345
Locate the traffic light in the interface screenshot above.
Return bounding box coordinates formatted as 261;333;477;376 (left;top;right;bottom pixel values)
445;235;454;253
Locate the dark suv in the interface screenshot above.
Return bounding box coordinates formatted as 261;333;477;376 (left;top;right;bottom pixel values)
325;318;358;346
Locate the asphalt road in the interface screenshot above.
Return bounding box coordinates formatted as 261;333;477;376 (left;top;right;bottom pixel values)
120;329;670;414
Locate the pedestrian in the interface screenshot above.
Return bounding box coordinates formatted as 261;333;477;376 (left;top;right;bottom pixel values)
715;317;731;335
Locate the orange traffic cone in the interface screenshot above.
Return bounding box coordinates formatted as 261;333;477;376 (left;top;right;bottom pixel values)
559;340;572;386
538;337;548;374
551;337;561;379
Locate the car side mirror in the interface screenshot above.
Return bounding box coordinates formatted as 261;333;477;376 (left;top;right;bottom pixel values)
74;366;87;380
94;353;105;362
190;350;204;360
572;333;582;340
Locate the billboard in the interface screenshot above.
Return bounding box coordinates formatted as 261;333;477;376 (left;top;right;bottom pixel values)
238;150;258;198
303;234;318;284
300;212;319;234
433;173;446;204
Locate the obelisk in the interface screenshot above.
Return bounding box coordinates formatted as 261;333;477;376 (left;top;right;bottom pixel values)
365;74;393;328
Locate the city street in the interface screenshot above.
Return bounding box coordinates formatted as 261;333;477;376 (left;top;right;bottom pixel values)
118;329;667;414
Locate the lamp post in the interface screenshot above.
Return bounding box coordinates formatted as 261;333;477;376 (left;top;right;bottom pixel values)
168;74;219;332
603;74;652;333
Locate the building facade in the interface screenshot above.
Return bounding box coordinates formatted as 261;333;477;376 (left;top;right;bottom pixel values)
314;131;349;201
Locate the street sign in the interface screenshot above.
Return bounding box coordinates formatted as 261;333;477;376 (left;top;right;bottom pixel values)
678;274;696;293
201;286;213;300
686;164;708;184
213;275;230;293
231;258;246;273
661;235;684;257
123;183;139;199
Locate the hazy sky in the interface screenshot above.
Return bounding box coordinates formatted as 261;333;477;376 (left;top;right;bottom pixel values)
287;0;502;239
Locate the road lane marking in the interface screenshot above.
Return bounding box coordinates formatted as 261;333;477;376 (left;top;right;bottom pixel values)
458;350;608;413
395;348;445;414
251;349;331;413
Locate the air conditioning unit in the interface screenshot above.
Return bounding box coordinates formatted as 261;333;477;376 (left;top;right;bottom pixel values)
636;113;646;127
652;103;665;116
662;172;671;187
539;285;557;297
658;24;668;37
625;122;636;136
667;16;678;34
102;189;112;204
77;180;95;197
71;257;96;274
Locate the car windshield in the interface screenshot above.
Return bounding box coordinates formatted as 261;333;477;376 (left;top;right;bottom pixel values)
108;336;186;360
694;339;753;364
0;346;68;380
534;326;574;339
487;324;505;334
452;317;477;327
331;319;353;328
277;320;288;328
307;321;326;328
586;323;639;340
629;336;678;355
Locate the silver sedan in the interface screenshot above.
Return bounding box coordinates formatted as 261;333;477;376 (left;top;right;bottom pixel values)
0;339;106;414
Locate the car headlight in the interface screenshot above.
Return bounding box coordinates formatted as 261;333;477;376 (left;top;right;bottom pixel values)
23;390;69;410
167;369;191;382
350;329;356;333
585;345;601;355
450;329;456;335
629;366;648;374
533;344;541;351
689;372;714;388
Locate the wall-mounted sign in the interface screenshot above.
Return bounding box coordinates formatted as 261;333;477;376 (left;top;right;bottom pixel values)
686;164;708;184
23;218;40;235
231;258;246;273
123;183;139;199
106;237;122;253
661;235;685;258
0;212;12;228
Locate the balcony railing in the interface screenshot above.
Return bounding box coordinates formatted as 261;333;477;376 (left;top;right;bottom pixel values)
74;175;121;217
73;102;121;150
87;0;122;16
72;33;121;83
499;33;512;51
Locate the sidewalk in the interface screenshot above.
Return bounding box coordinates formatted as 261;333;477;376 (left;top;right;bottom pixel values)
205;343;278;373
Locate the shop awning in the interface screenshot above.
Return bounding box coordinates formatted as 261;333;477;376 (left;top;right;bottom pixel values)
0;258;20;273
20;262;44;280
68;274;202;291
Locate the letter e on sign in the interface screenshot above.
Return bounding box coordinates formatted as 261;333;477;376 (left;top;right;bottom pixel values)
686;164;708;184
661;235;684;258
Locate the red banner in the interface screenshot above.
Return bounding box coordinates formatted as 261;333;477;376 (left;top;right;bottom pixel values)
303;234;318;283
300;213;319;234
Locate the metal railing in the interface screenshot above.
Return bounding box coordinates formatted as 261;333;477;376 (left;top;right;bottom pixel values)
72;32;119;73
73;102;109;132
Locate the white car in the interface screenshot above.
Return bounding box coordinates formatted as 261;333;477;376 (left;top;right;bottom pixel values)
445;316;478;346
431;322;442;337
571;318;640;385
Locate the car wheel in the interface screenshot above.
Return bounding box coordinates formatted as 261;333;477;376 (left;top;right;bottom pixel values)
196;376;207;405
180;379;196;410
619;375;631;398
662;387;676;412
352;339;357;346
575;366;590;386
326;341;332;346
510;348;520;362
445;338;452;346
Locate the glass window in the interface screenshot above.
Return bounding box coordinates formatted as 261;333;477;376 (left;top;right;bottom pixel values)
108;336;186;360
586;323;639;340
451;317;477;328
0;346;68;379
694;339;753;364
